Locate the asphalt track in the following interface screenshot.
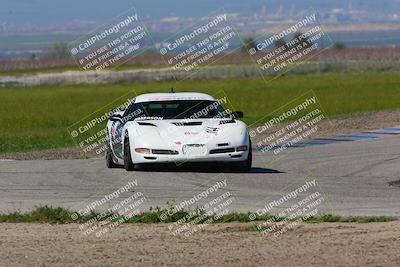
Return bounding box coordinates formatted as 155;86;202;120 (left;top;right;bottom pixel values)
0;135;399;217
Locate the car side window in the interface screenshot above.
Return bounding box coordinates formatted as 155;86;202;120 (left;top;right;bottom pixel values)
123;103;134;118
123;103;145;122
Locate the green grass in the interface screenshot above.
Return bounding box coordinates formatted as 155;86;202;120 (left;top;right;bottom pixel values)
0;206;395;224
1;71;400;154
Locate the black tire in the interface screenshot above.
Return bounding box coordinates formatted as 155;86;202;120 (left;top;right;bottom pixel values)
105;142;118;168
227;139;252;172
123;135;136;171
247;144;253;168
238;141;252;172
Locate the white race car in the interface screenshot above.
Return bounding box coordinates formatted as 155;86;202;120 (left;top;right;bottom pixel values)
105;92;252;171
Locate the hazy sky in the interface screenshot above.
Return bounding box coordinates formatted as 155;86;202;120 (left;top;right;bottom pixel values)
1;0;398;25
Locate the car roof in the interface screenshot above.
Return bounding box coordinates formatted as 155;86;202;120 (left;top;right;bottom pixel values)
134;93;215;103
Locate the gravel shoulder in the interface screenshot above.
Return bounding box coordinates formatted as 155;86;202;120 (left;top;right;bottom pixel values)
1;221;399;266
251;109;400;145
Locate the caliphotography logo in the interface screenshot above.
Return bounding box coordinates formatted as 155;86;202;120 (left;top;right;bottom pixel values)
67;90;138;157
248;89;332;167
247;8;334;82
248;176;332;241
69;7;152;71
158;9;244;81
156;175;239;238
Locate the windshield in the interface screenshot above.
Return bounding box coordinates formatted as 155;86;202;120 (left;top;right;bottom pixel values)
124;100;230;120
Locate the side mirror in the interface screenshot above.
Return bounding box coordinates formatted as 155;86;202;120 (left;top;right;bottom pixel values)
232;111;244;119
109;114;124;123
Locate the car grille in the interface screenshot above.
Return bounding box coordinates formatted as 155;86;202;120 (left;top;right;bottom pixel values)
151;149;179;155
209;148;235;154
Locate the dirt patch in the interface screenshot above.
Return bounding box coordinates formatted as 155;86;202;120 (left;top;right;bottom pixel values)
0;148;88;161
388;180;400;188
317;109;400;136
1;222;399;266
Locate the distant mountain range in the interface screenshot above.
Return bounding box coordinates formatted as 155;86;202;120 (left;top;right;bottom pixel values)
0;0;399;59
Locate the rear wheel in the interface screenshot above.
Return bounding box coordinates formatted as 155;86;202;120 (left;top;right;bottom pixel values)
123;136;136;171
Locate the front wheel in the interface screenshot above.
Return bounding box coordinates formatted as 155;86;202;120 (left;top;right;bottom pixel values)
123;136;136;171
105;142;118;168
227;140;252;172
238;143;252;172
